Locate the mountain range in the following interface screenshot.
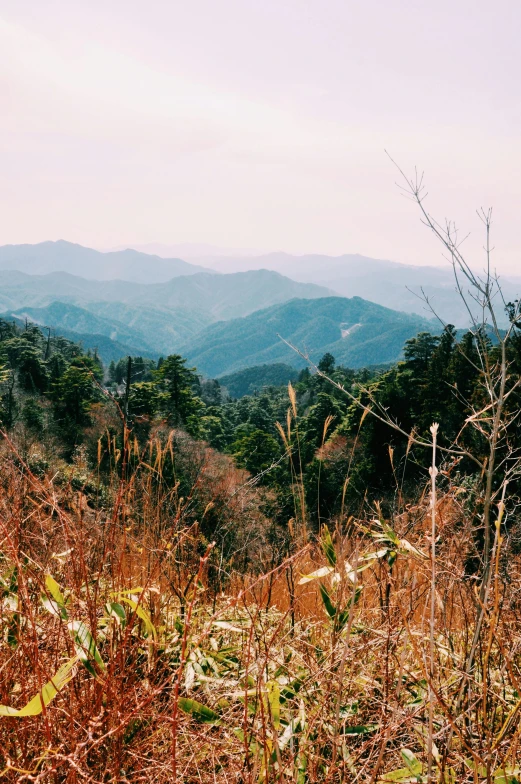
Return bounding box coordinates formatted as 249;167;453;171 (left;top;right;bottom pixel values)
0;268;331;320
0;240;208;284
2;240;514;378
0;265;334;362
183;252;520;326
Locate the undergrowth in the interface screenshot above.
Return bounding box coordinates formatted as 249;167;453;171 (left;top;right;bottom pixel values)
1;424;521;783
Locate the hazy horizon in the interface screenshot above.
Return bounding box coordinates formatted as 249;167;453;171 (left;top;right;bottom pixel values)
2;1;520;273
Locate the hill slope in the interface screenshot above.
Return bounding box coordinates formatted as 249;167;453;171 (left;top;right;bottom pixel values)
1;311;152;365
123;270;334;321
180;296;436;377
218;363;300;398
5;302;156;356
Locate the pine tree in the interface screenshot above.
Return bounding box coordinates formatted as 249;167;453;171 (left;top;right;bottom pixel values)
155;355;204;435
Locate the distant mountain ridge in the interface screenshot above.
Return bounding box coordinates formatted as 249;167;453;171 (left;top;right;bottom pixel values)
4;241;518;327
179;296;437;377
184;251;521;326
0;240;210;283
0;268;332;320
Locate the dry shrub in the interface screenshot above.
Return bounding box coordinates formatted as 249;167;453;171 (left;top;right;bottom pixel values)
1;432;521;783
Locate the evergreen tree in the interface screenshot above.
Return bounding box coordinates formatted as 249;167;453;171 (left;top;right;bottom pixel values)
155;354;204;435
232;429;281;478
318;352;336;375
108;360;117;384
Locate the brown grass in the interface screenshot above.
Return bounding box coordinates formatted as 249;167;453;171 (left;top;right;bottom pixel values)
1;430;521;783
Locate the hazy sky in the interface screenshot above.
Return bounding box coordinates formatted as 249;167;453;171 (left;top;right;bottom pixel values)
1;0;520;272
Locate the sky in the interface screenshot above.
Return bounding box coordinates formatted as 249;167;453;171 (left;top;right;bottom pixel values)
1;0;520;273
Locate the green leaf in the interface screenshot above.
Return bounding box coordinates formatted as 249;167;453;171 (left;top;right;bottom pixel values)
106;602;126;624
296;750;307;784
387;550;398;568
110;586;144;596
7;614;20;648
321;526;337;567
381;749;423;782
343;723;378;735
493;772;520;784
0;657;77;717
45;574;66;608
118;597;157;640
42;574;68;620
464;758;487;778
401;749;422;773
177;697;220;724
319;583;337;619
69;620;105;672
381;768;420;782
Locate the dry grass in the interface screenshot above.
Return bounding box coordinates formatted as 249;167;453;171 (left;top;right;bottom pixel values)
1;430;521;783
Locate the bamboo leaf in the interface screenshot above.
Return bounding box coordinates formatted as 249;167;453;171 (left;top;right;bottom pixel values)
319;583;337;619
118;597;157;640
69;620;105;672
321;526;337;567
401;748;422;774
296;750;307;784
266;680;280;730
298;565;335;584
0;657;77;717
177;697;220;724
42;574;68;620
398;539;428;559
493;769;520;784
212;620;250;632
380;769;420;782
343;723;378;735
279;719;300;750
106;602;126;623
45;575;67;610
381;748;423;781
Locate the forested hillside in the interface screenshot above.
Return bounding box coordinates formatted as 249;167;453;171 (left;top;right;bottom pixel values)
180;296;435;376
0;267;331;318
219;363;300;397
